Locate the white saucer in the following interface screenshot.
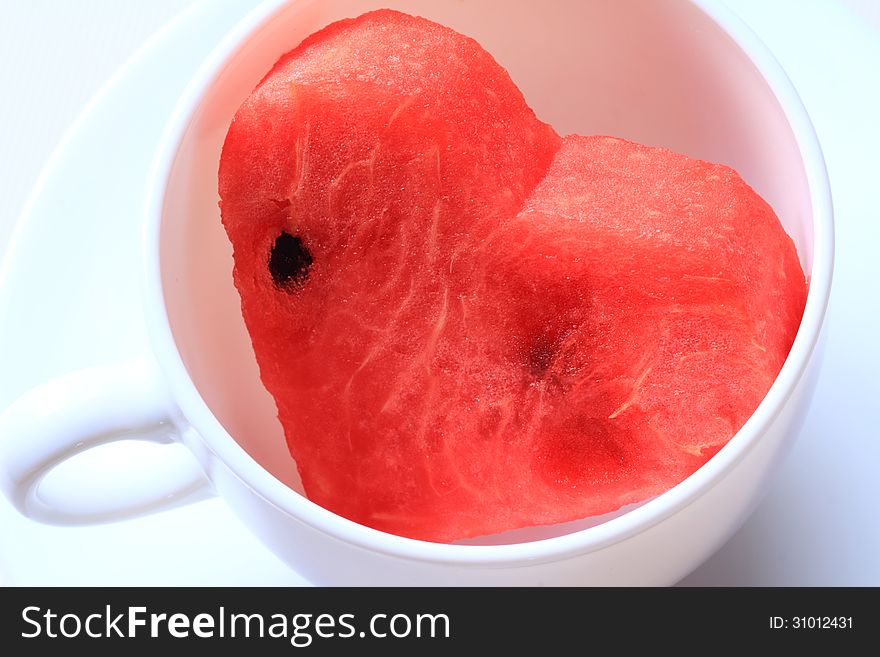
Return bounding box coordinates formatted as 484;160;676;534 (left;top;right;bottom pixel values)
0;0;878;585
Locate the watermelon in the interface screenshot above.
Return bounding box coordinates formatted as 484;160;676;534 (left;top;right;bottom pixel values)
219;9;807;542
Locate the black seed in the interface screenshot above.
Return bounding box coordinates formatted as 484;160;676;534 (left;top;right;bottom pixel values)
269;232;312;289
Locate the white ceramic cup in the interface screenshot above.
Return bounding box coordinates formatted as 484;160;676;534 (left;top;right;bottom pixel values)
0;0;833;585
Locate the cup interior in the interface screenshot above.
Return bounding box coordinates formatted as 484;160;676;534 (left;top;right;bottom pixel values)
158;0;814;545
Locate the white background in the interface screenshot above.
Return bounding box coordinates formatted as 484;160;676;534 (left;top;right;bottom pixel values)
0;0;878;586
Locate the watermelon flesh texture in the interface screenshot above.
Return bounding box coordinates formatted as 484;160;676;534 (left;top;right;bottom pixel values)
219;10;807;542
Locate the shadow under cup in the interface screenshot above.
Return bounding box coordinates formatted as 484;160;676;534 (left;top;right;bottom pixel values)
157;0;814;547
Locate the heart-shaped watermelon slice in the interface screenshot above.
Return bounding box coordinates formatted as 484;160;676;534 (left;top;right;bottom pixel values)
219;9;807;542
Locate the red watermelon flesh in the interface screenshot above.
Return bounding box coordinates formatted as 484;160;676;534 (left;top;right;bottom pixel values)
218;10;807;542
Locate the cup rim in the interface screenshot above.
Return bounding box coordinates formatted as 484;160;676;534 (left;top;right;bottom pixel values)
143;0;833;567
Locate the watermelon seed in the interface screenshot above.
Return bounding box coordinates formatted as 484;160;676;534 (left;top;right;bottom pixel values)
269;231;313;289
269;198;291;210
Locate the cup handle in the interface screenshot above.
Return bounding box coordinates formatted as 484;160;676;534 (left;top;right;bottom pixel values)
0;358;214;525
